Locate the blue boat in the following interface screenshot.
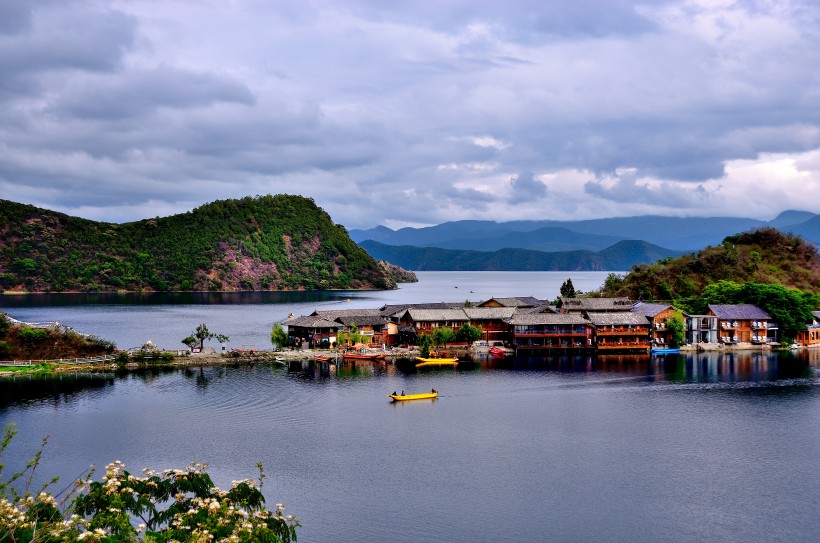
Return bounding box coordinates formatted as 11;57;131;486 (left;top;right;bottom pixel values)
651;348;680;354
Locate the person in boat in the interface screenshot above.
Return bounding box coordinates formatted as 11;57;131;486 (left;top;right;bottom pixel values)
431;388;437;393
401;390;404;396
393;390;397;396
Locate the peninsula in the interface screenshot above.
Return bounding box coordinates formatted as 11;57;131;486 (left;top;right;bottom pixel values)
0;195;414;293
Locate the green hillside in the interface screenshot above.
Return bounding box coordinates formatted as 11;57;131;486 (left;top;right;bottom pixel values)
601;227;820;302
0;195;395;292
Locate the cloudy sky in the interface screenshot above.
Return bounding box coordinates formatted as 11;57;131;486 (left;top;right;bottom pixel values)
2;0;820;229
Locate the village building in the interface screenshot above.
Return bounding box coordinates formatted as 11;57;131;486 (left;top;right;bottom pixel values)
283;315;341;348
463;307;516;344
587;312;651;352
707;304;777;345
333;315;388;347
506;313;592;352
398;308;470;337
632;302;680;348
685;315;720;345
795;311;820;347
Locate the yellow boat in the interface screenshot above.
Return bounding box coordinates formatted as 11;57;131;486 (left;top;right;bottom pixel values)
388;391;438;401
415;357;458;367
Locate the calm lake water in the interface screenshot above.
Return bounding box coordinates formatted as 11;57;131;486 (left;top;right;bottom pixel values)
3;272;820;542
0;271;615;349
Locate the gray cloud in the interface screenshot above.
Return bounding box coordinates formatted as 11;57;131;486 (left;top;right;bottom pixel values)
1;0;820;228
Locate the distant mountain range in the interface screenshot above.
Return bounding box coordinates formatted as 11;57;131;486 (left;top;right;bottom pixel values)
351;211;820;271
359;240;682;271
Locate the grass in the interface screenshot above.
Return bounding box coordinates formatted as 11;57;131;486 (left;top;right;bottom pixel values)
0;363;55;375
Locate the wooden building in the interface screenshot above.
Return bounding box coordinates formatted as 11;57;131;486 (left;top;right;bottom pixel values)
795;311;820;347
707;304;777;345
686;315;719;345
464;307;516;344
284;315;341;348
506;313;592;352
631;302;679;348
587;312;651;352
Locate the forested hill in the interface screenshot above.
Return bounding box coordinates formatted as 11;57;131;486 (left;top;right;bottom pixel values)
0;195;396;292
601;227;820;301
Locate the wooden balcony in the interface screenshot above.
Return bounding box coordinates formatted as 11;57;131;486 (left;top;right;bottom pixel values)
595;328;649;336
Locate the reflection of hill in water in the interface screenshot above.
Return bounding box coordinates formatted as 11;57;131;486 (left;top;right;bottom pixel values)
0;373;117;408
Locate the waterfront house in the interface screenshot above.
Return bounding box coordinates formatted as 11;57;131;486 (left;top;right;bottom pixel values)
379;303;464;345
587;312;651;352
284;315;341;348
631;302;680;348
707;304;777;345
333;315;388;347
506;313;592;352
686;315;720;345
398;308;469;338
795;311;820;347
464;307;516;344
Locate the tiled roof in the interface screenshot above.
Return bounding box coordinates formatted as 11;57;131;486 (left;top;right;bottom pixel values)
406;308;469;322
708;304;771;320
464;307;517;319
284;315;341;329
313;308;382;318
560;297;634;311
506;313;589;325
335;315;388;327
812;311;820;321
521;304;560;314
379;302;463;317
631;302;672;318
586;312;650;326
479;296;544;308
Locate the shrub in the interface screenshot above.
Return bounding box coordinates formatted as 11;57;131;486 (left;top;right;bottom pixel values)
18;327;49;347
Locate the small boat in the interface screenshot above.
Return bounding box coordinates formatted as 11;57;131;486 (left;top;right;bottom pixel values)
342;352;387;360
415;357;458;367
651;348;679;354
314;355;332;362
388;391;438;402
489;347;506;357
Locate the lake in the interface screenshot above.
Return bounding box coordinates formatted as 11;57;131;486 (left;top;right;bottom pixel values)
3;271;820;542
0;271;615;350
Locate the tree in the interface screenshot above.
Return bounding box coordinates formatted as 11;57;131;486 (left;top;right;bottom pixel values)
666;312;686;348
455;323;483;346
270;323;288;351
417;334;432;358
431;328;455;348
186;323;229;351
560;278;576;298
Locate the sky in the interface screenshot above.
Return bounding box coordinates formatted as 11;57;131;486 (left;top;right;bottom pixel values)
2;0;820;230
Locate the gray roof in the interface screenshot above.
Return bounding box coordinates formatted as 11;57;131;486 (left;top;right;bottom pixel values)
313;308;382;319
284;315;341;329
708;304;771;320
479;296;544;308
631;302;673;318
812;311;820;321
506;313;590;326
464;307;517;320
520;304;560;314
335;315;388;327
406;308;469;322
380;302;463;317
561;297;634;311
586;312;651;326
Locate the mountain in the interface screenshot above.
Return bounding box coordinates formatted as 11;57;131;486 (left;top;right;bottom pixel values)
351;212;820;253
601;227;820;301
0;195;396;293
359;240;682;271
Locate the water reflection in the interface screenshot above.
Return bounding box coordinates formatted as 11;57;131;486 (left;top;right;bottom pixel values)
0;290;350;307
2;350;817;409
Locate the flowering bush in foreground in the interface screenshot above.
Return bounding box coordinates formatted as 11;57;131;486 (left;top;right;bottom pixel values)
0;424;298;542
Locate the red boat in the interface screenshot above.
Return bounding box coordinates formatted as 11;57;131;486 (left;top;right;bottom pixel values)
314;355;332;362
490;347;506;357
342;352;387;361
